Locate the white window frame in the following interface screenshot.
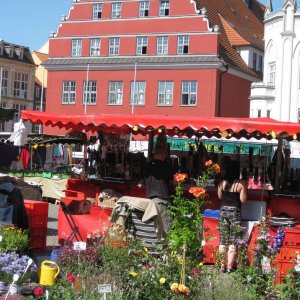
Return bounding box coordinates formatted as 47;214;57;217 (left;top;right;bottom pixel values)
157;36;168;55
109;38;120;56
266;109;271;118
62;81;76;104
268;62;276;86
108;81;123;105
111;2;121;18
157;81;173;106
71;39;82;57
1;69;8;97
139;1;150;17
14;72;28;99
93;3;103;19
181;81;197;106
177;36;189;54
130;81;146;105
90;38;100;56
83;81;97;105
159;0;170;16
136;37;148;55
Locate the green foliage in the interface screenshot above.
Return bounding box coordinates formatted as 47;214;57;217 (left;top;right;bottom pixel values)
277;267;300;300
0;225;29;252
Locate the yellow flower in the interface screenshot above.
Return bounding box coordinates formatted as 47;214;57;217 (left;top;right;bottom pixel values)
198;262;204;267
143;247;149;256
170;283;179;293
177;257;183;265
129;271;138;277
178;284;185;292
159;277;166;284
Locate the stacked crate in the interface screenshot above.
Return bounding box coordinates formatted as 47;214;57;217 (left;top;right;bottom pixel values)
24;200;49;250
273;226;300;284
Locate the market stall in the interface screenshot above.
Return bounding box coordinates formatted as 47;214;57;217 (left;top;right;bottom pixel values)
21;111;300;256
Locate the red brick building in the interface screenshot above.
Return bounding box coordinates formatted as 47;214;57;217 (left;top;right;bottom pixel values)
44;0;264;134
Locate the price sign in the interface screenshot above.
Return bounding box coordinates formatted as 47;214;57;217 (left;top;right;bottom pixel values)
73;241;86;251
98;284;112;294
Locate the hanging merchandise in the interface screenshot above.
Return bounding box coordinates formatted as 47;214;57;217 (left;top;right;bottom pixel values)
8;119;28;146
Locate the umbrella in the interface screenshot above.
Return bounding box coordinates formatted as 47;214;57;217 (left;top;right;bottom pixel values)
8;119;28;146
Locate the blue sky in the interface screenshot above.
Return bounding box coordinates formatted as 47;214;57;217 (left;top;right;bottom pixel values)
0;0;294;52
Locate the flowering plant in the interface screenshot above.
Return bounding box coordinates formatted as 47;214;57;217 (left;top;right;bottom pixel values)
0;252;36;282
0;225;29;253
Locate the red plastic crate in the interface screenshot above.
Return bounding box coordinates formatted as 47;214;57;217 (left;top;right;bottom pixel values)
24;200;49;250
29;236;47;250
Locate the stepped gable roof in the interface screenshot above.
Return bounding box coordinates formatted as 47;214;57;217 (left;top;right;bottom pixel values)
195;0;264;78
32;51;48;63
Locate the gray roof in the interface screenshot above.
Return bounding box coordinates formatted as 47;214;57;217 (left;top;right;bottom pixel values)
43;55;223;70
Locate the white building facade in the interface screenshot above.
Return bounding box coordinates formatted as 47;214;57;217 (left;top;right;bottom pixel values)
250;0;300;122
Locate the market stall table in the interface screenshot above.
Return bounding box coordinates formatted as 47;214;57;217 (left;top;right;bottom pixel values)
24;177;68;200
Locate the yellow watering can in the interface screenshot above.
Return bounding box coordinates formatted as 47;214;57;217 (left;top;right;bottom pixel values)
39;260;60;286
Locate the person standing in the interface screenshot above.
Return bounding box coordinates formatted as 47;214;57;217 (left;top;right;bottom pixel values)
217;160;247;273
139;143;173;237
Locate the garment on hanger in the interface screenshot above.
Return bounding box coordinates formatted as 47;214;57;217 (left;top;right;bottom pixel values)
20;147;30;170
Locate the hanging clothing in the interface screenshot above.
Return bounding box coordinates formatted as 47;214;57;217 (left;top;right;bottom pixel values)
20;147;30;170
62;145;70;165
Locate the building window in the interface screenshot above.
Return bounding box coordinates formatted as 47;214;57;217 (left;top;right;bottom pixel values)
111;2;121;18
62;81;76;104
257;109;261;118
9;48;13;58
83;81;97;105
136;37;148;55
139;1;150;17
90;38;100;56
181;81;197;106
252;53;257;70
0;45;3;56
93;3;103;19
157;36;168;55
177;36;189;54
298;108;300;123
12;104;26;129
19;50;24;60
35;86;41;99
267;109;271;118
258;55;263;72
268;62;276;85
158;81;173;105
108;81;123;105
1;69;8;97
131;81;146;105
109;38;120;55
14;72;28;99
159;0;169;16
71;39;82;56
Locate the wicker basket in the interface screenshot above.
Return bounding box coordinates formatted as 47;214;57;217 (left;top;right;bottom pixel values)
99;198;117;209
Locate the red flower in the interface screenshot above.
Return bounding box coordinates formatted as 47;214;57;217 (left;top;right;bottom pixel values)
67;272;77;283
211;163;221;173
189;187;206;198
205;160;213;167
33;286;44;296
174;173;187;183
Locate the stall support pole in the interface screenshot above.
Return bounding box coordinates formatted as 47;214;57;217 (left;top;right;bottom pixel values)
148;131;154;160
274;136;283;192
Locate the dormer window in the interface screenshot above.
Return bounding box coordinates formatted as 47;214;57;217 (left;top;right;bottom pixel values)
112;2;121;19
16;48;24;60
8;47;13;58
0;44;3;56
93;3;103;19
159;0;169;17
252;52;257;70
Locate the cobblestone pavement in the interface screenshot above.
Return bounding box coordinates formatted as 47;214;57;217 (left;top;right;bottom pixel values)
46;203;59;247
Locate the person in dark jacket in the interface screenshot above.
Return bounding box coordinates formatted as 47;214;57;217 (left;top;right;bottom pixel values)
139;143;173;237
